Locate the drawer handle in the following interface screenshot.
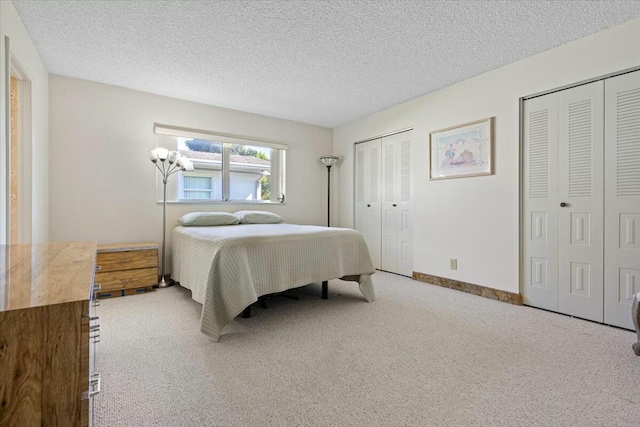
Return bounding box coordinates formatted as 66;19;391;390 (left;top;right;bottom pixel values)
89;373;101;397
82;373;101;399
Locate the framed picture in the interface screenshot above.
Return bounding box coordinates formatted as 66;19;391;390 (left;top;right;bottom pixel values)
429;117;493;180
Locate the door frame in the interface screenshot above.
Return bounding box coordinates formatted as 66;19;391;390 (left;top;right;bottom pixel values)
1;35;33;245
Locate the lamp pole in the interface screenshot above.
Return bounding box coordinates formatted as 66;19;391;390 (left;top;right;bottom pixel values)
319;156;339;227
149;148;194;288
326;165;331;227
161;176;169;287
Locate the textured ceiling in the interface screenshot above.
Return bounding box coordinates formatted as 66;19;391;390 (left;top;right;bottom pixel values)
11;1;640;128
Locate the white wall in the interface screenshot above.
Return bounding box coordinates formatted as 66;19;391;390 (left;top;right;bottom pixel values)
0;1;49;243
49;75;333;269
334;18;640;294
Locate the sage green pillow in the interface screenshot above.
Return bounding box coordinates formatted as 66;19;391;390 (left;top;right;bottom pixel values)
177;212;240;226
234;210;284;224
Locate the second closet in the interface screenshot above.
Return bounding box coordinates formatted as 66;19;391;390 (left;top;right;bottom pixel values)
522;70;640;330
355;130;413;277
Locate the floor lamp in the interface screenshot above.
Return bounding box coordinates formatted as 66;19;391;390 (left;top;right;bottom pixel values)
149;148;194;288
319;156;339;227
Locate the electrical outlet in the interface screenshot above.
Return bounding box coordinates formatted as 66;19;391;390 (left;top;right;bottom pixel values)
450;258;458;270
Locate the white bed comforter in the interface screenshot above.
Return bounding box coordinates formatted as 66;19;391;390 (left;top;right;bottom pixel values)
172;223;376;341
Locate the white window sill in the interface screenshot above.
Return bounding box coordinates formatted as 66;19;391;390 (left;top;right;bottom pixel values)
157;199;286;205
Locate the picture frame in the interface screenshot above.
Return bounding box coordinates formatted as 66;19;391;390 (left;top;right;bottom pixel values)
429;117;493;180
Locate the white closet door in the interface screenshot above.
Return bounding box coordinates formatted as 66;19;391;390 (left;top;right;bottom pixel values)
522;92;560;311
380;131;413;276
558;81;604;322
355;142;370;256
396;133;413;277
381;136;398;273
355;131;412;276
355;139;382;269
368;140;382;269
604;70;640;329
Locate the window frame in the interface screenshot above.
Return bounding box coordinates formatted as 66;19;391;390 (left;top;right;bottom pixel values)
154;124;287;204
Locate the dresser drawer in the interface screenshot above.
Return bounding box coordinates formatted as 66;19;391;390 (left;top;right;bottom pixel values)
96;249;157;272
95;267;157;291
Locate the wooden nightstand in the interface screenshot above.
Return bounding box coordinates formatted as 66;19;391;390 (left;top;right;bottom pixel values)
95;242;158;298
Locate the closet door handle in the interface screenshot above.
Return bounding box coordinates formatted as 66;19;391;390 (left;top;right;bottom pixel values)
560;202;568;207
392;204;397;207
367;204;371;207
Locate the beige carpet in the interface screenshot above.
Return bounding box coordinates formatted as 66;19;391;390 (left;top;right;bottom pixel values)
94;272;640;426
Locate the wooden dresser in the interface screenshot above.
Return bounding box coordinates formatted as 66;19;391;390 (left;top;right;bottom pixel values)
0;241;100;427
95;242;158;298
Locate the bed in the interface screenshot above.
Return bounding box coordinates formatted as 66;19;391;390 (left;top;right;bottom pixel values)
171;223;376;341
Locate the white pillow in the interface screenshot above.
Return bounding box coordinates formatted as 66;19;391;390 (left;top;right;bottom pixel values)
234;210;284;224
177;212;240;226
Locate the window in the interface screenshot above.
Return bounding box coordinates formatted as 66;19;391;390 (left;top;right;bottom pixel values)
181;175;214;199
154;124;286;203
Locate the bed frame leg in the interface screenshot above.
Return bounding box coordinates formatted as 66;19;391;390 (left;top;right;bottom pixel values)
633;292;640;356
242;306;251;318
322;281;328;299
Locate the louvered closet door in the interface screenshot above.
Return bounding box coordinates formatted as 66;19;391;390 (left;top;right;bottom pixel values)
381;136;399;273
396;133;413;277
355;139;382;269
523;92;560;311
380;131;413;276
558;81;604;322
604;70;640;330
355;142;370;253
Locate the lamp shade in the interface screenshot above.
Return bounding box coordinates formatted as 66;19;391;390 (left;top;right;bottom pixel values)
167;150;180;164
320;156;339;167
155;148;169;161
183;158;195;171
149;149;159;163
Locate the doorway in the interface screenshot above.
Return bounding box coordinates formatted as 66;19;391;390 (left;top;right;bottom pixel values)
3;51;32;244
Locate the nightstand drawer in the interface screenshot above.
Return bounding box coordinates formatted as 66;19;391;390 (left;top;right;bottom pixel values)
96;268;157;291
96;249;157;272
